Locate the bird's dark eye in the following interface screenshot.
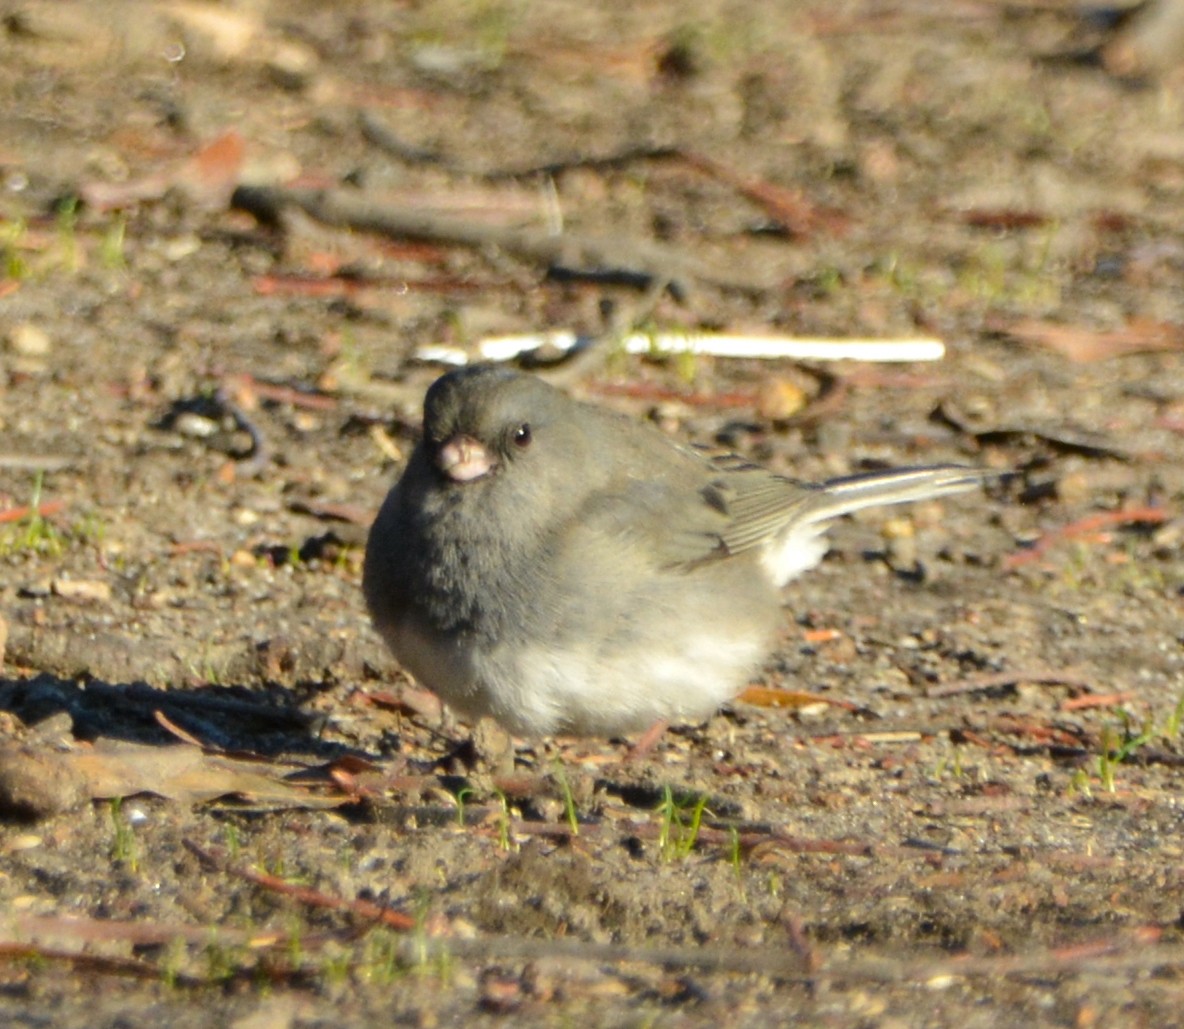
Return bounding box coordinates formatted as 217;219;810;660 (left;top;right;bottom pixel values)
512;423;532;447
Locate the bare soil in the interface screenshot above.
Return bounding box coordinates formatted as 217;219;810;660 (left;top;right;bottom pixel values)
2;2;1184;1026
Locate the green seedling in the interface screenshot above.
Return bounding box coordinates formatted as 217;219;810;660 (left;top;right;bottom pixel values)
222;822;242;862
202;941;247;983
258;852;309;884
0;472;65;557
108;797;139;872
492;787;516;852
455;786;474;827
1067;767;1092;799
931;745;965;781
656;786;710;862
766;870;782;899
410;891;434;974
1162;692;1184;741
472;0;514;66
320;947;352;988
812;264;843;297
1096;710;1154;793
361;928;403;986
2;217;29;279
729;826;744;884
551;758;580;836
670;338;700;385
959;243;1008;303
99;215;127;270
285;916;305;969
54;196;81;273
71;510;107;548
159;937;187;989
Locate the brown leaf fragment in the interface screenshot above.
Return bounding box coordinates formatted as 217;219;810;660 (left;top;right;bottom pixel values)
0;740;348;816
677;149;849;237
360;685;445;723
0;500;66;523
737;686;857;711
1003;507;1169;569
1001;316;1184;363
166;755;348;808
71;741;208;800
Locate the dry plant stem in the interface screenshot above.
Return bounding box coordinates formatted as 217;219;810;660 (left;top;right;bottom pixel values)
0;455;77;472
0;942;196;984
1003;506;1170;568
0;499;65;523
676;148;846;237
10;913;284;948
363;113;679;181
223;372;338;412
183;839;417;931
234;185;705;298
927;668;1094;697
358;114;839;239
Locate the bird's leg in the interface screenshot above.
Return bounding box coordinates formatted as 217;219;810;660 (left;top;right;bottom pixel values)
624;718;670;762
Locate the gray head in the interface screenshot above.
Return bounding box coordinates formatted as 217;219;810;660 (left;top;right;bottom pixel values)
419;364;581;486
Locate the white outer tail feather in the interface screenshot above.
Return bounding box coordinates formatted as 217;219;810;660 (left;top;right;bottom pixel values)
762;465;985;587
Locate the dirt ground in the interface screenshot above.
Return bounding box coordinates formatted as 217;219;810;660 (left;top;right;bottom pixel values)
3;1;1184;1025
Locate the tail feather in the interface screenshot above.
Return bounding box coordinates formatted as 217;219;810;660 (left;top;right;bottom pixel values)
801;465;987;527
760;465;989;586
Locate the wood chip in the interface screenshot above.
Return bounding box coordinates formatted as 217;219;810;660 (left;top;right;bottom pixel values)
51;579;112;603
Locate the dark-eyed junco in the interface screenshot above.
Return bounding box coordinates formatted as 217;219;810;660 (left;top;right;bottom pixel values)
364;364;984;737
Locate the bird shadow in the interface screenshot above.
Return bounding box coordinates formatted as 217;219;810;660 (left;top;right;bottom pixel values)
0;672;360;762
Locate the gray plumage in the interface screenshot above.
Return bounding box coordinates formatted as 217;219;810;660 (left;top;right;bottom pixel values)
363;364;984;736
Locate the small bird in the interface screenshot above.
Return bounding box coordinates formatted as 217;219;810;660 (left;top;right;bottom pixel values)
364;364;983;738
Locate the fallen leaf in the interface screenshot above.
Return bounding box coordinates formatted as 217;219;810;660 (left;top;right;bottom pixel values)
737;686;857;711
1001;316;1184;363
0;740;350;817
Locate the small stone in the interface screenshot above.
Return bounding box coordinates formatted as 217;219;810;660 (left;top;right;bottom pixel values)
881;516;916;540
1057;471;1090;505
173;412;220;438
267;41;318;90
5;833;42;852
163;235;202;262
756;376;809;421
9;322;51;356
51;578;112;603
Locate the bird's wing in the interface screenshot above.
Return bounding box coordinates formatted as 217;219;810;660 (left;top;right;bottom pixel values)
573;429;986;572
571;451;813;570
706;462;818;558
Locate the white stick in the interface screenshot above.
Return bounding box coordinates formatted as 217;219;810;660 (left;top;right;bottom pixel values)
417;332;946;366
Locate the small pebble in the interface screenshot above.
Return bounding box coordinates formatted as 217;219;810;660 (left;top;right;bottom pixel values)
9;322;52;356
51;578;112;603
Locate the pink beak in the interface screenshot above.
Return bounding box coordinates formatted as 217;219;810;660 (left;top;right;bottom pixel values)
436;435;494;482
